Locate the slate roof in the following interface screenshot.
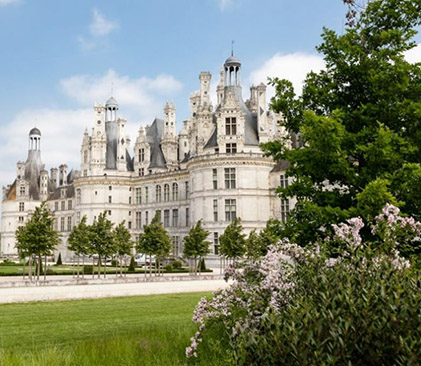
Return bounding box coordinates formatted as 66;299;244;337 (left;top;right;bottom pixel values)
146;118;167;169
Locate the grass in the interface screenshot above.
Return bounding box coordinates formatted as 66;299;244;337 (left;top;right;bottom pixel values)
0;293;221;365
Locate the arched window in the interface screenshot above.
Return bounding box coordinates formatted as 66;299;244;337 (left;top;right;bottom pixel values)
172;183;178;201
164;184;170;202
156;185;162;203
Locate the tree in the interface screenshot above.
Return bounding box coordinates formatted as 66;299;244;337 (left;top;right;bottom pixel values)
15;202;60;281
113;221;133;276
88;212;114;278
262;0;421;249
56;253;62;266
245;230;264;260
136;212;171;276
219;218;246;263
68;216;90;278
183;220;211;275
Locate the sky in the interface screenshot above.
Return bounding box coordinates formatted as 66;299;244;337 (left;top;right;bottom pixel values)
0;0;420;193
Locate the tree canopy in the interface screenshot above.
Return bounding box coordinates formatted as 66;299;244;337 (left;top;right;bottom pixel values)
263;0;421;247
219;218;246;260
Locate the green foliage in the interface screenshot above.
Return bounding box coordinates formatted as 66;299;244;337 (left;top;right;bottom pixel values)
219;218;246;260
136;212;172;258
229;256;420;365
183;220;211;260
15;202;60;258
67;216;90;256
200;258;206;271
263;0;421;246
113;221;133;257
172;260;182;269
246;219;282;259
128;256;136;272
88;212;115;258
56;253;62;266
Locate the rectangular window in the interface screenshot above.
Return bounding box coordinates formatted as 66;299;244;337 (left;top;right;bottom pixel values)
129;210;132;216
145;211;149;225
226;143;237;154
136;211;141;229
60;217;65;232
139;148;145;162
55;202;59;211
129;196;132;204
172;209;178;228
281;199;290;223
18;216;24;223
76;212;81;225
76;189;81;204
67;216;72;231
139;168;144;176
68;200;72;210
19;186;25;196
225;117;237;135
185;181;189;199
109;186;112;191
186;207;190;227
164;184;170;202
61;201;65;211
212;169;218;189
164;210;170;227
108;210;112;216
19;202;25;212
225;199;237;222
280;174;289;189
172;183;178;201
135;187;142;204
128;221;132;229
224;168;236;189
156;185;162;202
214;232;219;255
108;196;112;203
145;187;149;203
213;199;218;222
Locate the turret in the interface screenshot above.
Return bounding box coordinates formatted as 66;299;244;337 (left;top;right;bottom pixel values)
256;83;268;143
199;72;211;106
50;168;58;188
164;102;176;137
59;164;68;186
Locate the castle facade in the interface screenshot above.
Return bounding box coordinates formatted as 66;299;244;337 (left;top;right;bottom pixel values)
1;54;293;262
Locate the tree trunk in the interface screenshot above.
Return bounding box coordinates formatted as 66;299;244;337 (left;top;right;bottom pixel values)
82;255;85;279
104;256;107;278
77;254;80;279
120;255;122;277
92;256;95;279
22;256;25;280
44;255;47;281
37;255;41;281
28;256;32;281
97;255;101;279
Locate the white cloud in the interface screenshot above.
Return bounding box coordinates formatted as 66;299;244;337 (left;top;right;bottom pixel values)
0;0;20;6
248;52;325;99
89;9;118;36
60;69;183;130
404;43;421;64
0;108;92;192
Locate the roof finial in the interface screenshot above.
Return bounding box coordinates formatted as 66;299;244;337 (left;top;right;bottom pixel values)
231;40;234;56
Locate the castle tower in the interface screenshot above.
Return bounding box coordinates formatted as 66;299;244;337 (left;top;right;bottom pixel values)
59;164;68;186
164;102;176;137
256;83;269;143
199;72;211;106
216;67;225;105
162;103;178;169
105;96;119;170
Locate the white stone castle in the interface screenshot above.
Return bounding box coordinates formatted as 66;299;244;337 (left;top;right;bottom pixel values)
1;54;293;262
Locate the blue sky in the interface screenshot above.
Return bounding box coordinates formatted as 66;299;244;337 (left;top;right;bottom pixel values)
0;0;419;191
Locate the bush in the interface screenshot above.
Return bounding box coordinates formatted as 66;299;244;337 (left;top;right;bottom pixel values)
164;263;173;271
82;265;94;274
56;253;62;266
187;205;421;364
128;256;136;272
111;259;119;267
172;260;182;269
199;258;206;271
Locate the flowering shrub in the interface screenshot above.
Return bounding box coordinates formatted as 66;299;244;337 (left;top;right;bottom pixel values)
187;205;421;365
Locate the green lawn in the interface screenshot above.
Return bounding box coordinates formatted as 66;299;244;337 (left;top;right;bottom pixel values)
0;293;220;365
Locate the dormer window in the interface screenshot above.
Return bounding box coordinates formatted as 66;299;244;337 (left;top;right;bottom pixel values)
225;117;237;135
19;186;25;196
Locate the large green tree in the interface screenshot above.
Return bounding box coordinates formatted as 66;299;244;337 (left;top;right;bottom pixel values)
113;221;133;277
263;0;421;249
183;220;211;275
68;215;90;278
136;212;172;276
15;202;60;281
88;212;114;278
219;218;246;262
